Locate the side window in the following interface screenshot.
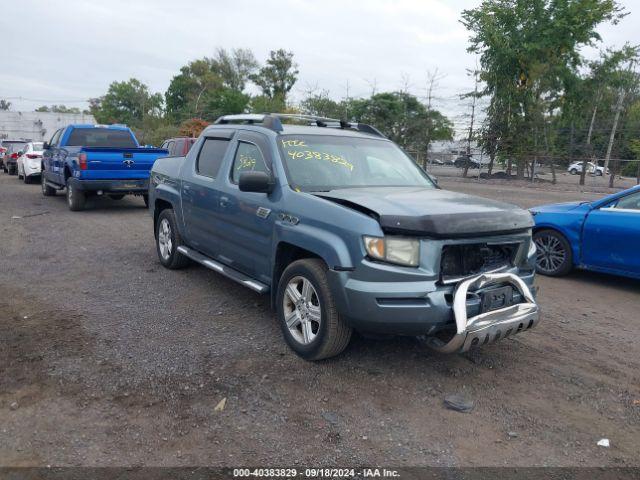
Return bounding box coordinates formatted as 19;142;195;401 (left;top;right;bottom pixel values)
196;138;230;178
166;140;175;156
231;141;269;184
175;139;184;156
49;129;62;147
161;141;168;150
614;191;640;211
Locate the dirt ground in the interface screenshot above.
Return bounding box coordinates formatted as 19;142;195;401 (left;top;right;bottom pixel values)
1;173;639;468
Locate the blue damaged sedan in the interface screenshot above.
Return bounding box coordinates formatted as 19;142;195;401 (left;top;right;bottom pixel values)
530;185;640;279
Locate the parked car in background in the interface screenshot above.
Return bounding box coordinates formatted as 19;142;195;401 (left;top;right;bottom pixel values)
17;141;44;183
160;137;196;157
41;124;168;211
149;113;539;361
453;155;487;169
1;140;28;175
531;185;640;279
567;161;608;176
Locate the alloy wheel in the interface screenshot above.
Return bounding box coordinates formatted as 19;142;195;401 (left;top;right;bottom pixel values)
158;218;173;260
534;234;566;274
282;276;321;345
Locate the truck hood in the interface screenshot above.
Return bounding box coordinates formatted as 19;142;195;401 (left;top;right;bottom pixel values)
314;187;533;238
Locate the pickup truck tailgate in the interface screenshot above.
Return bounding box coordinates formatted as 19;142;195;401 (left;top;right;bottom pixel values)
79;147;168;180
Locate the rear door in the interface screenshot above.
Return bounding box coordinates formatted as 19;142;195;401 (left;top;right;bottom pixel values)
43;129;63;184
180;131;234;257
582;190;640;275
216;131;277;282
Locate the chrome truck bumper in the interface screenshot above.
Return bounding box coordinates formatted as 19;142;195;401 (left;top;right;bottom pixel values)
426;273;539;353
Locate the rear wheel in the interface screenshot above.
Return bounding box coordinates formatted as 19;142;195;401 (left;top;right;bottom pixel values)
596;170;603;176
533;229;573;276
156;209;190;269
41;173;56;196
66;182;86;211
569;168;578;175
277;259;352;360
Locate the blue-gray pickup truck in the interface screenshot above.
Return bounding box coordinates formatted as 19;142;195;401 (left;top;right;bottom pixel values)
149;114;540;360
41;124;168;210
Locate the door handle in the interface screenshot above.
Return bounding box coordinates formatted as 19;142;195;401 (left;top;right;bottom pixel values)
220;196;230;208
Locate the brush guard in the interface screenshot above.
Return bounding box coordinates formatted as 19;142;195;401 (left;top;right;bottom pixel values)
426;273;539;353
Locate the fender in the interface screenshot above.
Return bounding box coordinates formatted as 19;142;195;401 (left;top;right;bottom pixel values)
274;221;354;270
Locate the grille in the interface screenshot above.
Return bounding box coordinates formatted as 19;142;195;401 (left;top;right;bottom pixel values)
440;243;518;282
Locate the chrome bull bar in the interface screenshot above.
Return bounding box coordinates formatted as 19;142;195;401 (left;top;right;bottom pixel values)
426;273;539;353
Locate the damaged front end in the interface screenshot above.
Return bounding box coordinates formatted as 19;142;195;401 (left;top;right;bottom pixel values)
424;272;539;353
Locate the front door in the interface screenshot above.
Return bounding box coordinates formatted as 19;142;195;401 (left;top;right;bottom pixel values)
582;190;640;275
216;131;277;284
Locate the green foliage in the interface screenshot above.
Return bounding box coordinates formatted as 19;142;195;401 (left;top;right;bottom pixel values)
461;0;627;177
300;90;344;118
205;88;250;121
250;49;298;100
249;94;287;114
89;78;163;127
35;105;81;114
349;92;454;150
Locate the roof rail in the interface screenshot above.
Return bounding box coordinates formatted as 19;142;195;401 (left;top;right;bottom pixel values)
213;113;385;138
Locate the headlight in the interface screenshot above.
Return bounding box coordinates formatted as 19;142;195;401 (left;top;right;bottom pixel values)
363;236;420;267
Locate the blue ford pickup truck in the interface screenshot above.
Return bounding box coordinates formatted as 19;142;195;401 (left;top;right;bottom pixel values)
41;124;168;211
149;114;540;360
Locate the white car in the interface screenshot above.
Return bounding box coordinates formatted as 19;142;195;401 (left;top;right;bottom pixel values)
567;161;608;176
17;141;44;184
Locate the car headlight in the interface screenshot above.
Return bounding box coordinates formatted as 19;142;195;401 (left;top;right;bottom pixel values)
363;236;420;267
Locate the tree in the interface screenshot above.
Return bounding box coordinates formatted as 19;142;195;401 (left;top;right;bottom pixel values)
89;78;163;127
209;48;258;92
461;0;627;178
250;49;298;104
349;91;453;151
300;89;343;118
165;59;222;121
0;99;11;111
179;118;209;138
35;105;81;114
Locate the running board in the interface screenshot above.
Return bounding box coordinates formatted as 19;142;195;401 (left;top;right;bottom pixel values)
46;180;64;190
176;246;269;294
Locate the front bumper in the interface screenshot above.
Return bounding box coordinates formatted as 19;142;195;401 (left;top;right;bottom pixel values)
328;267;539;351
69;177;149;194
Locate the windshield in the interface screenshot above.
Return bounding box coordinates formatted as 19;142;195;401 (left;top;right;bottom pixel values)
32;142;44;151
5;142;27;153
67;128;137;148
277;134;435;191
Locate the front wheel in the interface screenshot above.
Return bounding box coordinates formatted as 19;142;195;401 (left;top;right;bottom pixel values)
596;170;603;176
66;182;86;211
569;168;578;175
277;259;352;361
533;229;573;276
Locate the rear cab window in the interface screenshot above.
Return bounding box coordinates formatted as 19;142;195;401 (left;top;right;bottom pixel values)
196;138;230;178
66;128;137;148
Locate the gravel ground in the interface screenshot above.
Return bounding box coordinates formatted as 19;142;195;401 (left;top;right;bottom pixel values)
1;173;639;467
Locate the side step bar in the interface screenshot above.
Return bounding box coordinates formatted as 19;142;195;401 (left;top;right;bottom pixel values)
176;246;269;294
45;180;65;190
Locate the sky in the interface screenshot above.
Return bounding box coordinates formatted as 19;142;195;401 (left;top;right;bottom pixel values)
2;0;639;136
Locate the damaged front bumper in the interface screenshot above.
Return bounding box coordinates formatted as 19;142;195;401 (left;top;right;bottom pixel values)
425;273;539;353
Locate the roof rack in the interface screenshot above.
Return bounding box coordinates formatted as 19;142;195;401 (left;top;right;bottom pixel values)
213;113;386;138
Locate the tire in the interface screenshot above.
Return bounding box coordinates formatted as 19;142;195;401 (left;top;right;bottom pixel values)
276;259;352;360
41;173;56;196
156;209;190;269
533;229;573;277
569;168;578;175
66;181;86;211
17;168;23;180
8;165;16;175
596;170;603;176
143;194;149;208
23;174;31;184
110;194;125;200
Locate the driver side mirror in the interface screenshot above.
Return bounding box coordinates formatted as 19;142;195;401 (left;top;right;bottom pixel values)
239;171;274;194
43;142;50;150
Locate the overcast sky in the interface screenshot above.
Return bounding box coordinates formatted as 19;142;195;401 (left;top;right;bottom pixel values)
2;0;638;135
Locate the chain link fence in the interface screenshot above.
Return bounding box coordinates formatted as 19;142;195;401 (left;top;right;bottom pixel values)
406;150;640;189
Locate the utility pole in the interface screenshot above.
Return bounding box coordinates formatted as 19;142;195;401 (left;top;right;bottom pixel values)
463;69;479;179
603;88;624;184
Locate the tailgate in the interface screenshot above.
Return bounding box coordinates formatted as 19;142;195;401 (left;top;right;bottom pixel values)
80;147;168;179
